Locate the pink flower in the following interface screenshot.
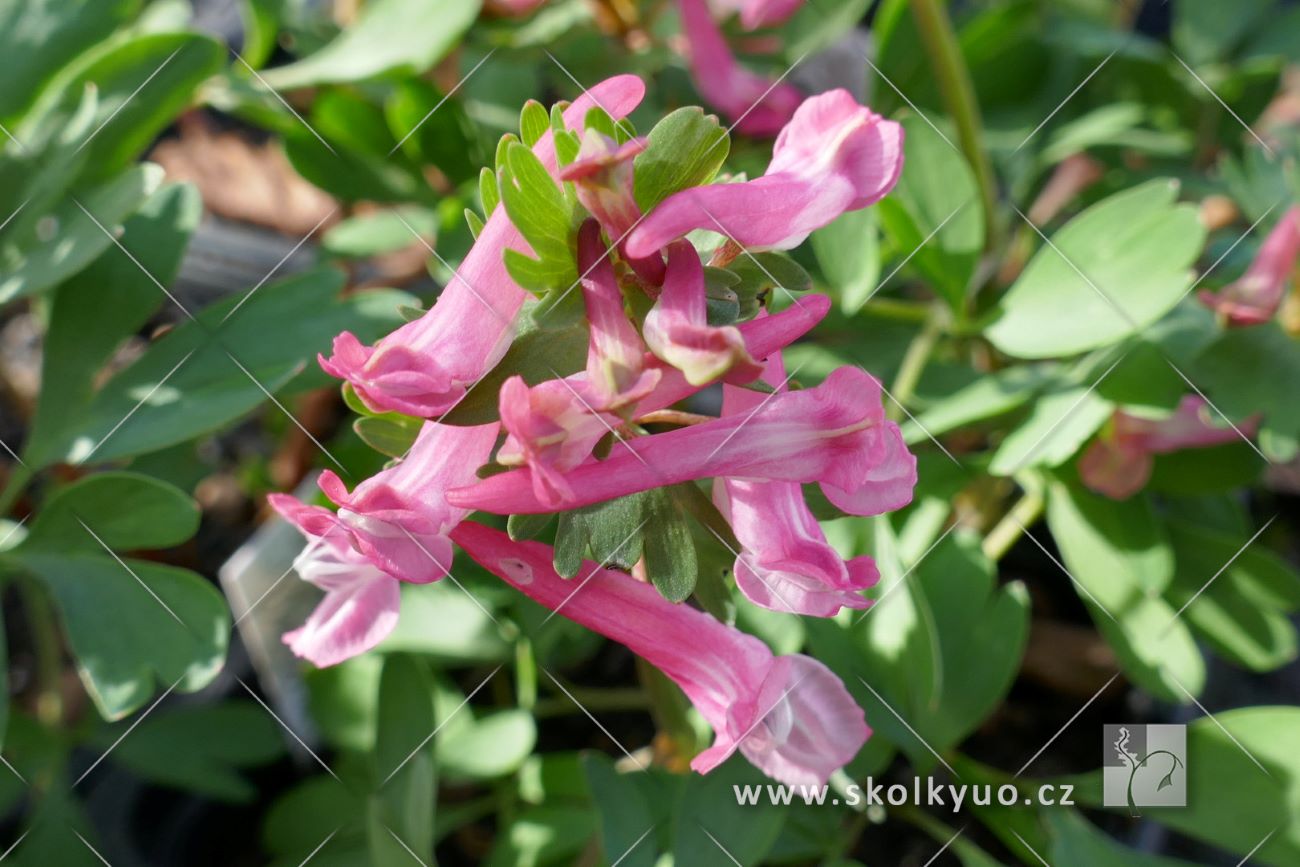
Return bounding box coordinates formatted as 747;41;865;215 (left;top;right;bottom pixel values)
576;221;661;410
676;0;804;137
643;240;762;385
1078;396;1252;500
496;376;615;507
450;522;869;785
269;495;401;667
626;88;903;258
559;137;665;284
714;355;879;617
1199;207;1300;326
278;420;499;584
493;293;830;506
449;366;916;515
319;75;646;417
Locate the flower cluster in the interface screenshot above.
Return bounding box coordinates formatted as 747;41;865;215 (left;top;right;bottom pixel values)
271;76;911;786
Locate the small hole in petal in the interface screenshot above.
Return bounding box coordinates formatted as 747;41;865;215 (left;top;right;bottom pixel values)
499;557;533;585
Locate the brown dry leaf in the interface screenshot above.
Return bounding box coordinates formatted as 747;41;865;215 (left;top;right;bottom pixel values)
150;113;338;236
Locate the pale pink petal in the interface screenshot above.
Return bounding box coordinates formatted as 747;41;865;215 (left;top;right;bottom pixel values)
643;241;762;385
1199;207;1300;327
497;375;612;508
283;570;401;668
319;421;499;581
678;0;804;137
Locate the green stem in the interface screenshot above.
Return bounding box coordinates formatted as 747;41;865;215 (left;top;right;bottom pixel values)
515;636;537;711
17;573;63;728
533;686;651;719
860;297;933;325
981;486;1045;561
887;310;943;423
907;0;1000;250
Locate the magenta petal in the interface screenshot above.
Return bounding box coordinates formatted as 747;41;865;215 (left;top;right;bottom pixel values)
644;241;761;385
319;76;646;416
676;0;803;137
1077;436;1151;500
626;88;903;257
819;421;918;516
450;522;868;785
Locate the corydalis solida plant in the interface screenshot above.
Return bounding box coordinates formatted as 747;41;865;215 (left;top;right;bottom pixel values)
271;78;909;786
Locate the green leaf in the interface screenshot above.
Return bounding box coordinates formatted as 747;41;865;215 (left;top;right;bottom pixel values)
16;553;228;719
633;107;729;212
0;162;163;304
811;208;881;314
258;0;483;90
354;415;422;459
385;78;483;184
0;0;136;124
21;472;198;552
369;654;436;867
987;180;1205;359
25;183;200;467
52;33;224;182
1046;810;1201;867
240;0;283;69
903;364;1060;443
581;754;659;867
671;757;786;867
55;269;411;463
519;99;549;147
807;529;1028;767
1045;479;1203;702
642;488;697;602
499;140;577;291
876;115;983;308
378;581;510;663
486;805;596;867
554;493;648;579
438;704;536;780
322;207;437;259
1165;519;1300;671
1173;0;1272;65
1192;322;1300;463
103;702;285;801
1074;708;1300;866
988;385;1113;476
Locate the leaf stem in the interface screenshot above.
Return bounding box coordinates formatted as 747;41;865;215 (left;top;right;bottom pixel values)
17;573;64;728
981;485;1046;561
887;309;943;423
907;0;1000;249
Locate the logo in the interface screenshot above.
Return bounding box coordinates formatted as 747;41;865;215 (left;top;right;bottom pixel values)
1103;724;1186;814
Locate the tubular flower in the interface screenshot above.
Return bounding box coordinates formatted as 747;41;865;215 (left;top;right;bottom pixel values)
451;522;869;786
676;0;804;137
281;421;500;585
1198;206;1300;326
714;0;806;29
268;496;401;668
576;221;661;410
494;292;831;504
715;354;879;617
643;240;763;385
1078;396;1253;500
626;88;904;258
449;366;917;515
559;137;665;284
496;376;616;508
319;75;646;417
